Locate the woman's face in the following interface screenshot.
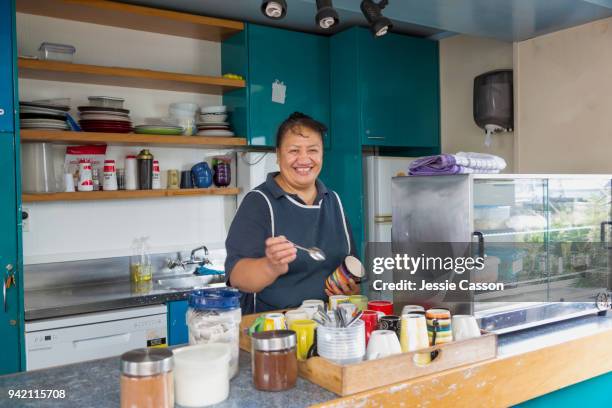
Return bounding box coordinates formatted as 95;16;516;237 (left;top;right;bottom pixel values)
277;126;323;189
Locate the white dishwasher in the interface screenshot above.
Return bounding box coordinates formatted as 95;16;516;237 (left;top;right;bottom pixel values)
25;304;167;371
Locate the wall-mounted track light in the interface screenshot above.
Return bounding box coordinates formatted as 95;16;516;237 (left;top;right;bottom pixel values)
261;0;287;19
360;0;392;37
315;0;339;30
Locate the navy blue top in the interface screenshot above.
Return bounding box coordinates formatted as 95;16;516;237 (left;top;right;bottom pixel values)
225;172;356;313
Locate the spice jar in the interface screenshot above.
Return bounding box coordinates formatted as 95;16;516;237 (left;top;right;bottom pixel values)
251;330;298;391
186;288;241;378
120;348;174;408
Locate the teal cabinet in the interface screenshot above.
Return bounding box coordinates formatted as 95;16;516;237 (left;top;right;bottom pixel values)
222;24;330;147
167;300;189;346
0;0;22;375
331;27;439;148
0;0;15;132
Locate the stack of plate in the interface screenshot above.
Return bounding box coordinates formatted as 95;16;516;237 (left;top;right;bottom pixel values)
197;106;234;136
20;101;70;130
134;125;184;135
78;106;133;133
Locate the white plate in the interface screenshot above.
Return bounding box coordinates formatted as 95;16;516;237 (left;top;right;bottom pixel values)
21;119;67;125
197;130;235;136
78;110;129;117
20;107;68;116
21;124;69;129
79;114;132;122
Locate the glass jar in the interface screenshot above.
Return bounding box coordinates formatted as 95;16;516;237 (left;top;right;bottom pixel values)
120;348;174;408
186;288;241;378
251;330;298;392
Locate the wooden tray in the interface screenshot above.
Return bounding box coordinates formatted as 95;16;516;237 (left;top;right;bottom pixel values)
240;310;498;396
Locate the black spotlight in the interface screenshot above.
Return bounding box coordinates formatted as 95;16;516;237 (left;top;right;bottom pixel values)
360;0;392;37
316;0;339;30
261;0;287;19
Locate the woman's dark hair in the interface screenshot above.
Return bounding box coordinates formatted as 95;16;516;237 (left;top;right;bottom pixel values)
275;112;327;148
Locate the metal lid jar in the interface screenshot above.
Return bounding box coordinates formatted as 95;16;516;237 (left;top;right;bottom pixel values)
251;330;298;391
120;348;174;408
186;288;241;378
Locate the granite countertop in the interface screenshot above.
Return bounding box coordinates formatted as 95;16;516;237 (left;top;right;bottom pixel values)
24;278;226;320
1;314;610;408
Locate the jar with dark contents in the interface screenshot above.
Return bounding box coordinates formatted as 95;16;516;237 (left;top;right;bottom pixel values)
120;348;174;408
251;330;297;391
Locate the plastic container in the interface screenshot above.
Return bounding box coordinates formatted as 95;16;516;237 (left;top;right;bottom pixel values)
173;343;230;407
251;330;298;391
317;319;366;365
120;348;174;408
186;288;241;378
88;96;125;109
21;143;57;193
38;42;76;63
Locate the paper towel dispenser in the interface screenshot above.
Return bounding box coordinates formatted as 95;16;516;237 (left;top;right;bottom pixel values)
473;69;513;146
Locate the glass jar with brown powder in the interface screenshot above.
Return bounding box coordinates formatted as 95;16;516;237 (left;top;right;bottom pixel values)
120;348;174;408
251;330;298;392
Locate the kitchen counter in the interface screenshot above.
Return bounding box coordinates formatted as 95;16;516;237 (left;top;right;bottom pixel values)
1;314;610;407
25;278;226;320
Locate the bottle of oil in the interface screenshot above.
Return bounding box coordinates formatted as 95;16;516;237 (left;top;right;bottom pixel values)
137;149;154;190
131;237;152;282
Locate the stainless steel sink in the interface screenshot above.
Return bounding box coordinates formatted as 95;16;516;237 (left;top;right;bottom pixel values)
156;274;219;291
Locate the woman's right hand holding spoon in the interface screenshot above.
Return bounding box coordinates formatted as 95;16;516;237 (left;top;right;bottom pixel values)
265;235;297;276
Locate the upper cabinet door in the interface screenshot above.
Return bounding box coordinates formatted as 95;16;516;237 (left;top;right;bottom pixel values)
247;25;330;147
358;29;439;148
0;0;15;132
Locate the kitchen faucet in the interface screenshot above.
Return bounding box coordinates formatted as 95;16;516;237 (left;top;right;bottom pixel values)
167;245;212;271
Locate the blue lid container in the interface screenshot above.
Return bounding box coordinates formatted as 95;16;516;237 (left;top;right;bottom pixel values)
189;288;240;310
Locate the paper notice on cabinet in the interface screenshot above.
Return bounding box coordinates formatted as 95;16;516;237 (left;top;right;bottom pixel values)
272;80;286;104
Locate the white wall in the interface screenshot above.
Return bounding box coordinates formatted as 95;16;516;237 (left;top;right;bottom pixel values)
17;14;237;264
514;16;612;173
439;35;515;172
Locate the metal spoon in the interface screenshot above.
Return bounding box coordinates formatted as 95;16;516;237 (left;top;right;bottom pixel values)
291;243;326;261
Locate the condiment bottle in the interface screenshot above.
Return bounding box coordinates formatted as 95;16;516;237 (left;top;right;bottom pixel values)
120;348;174;408
152;160;161;190
251;330;298;391
130;237;152;282
137;149;153;190
125;155;138;190
77;159;93;191
103;159;118;191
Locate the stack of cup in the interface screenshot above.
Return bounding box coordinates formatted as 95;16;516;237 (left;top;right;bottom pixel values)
285;309;309;328
367;300;394;315
452;315;481;341
317;319;365;364
301;299;325;318
366;330;402;360
425;308;453;345
360;310;380;344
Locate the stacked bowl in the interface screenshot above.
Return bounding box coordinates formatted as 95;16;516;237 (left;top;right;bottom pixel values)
197;106;234;136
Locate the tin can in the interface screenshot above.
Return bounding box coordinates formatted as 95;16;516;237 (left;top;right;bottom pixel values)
152;160;161;190
78;159;93;191
103;159;118;191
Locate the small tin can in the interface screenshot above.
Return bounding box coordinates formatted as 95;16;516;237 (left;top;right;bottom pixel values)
78;159;93;191
103;159;118;191
152;160;161;190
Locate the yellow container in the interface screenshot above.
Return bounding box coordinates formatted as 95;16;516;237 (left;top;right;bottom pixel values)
289;319;316;360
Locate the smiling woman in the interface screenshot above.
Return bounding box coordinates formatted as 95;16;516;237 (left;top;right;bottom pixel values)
224;112;360;314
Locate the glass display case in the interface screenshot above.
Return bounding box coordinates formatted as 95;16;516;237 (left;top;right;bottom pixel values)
390;175;612;333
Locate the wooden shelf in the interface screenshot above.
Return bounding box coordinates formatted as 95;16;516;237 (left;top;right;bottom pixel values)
23;188;241;202
16;0;244;42
18;59;245;94
20;129;247;148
